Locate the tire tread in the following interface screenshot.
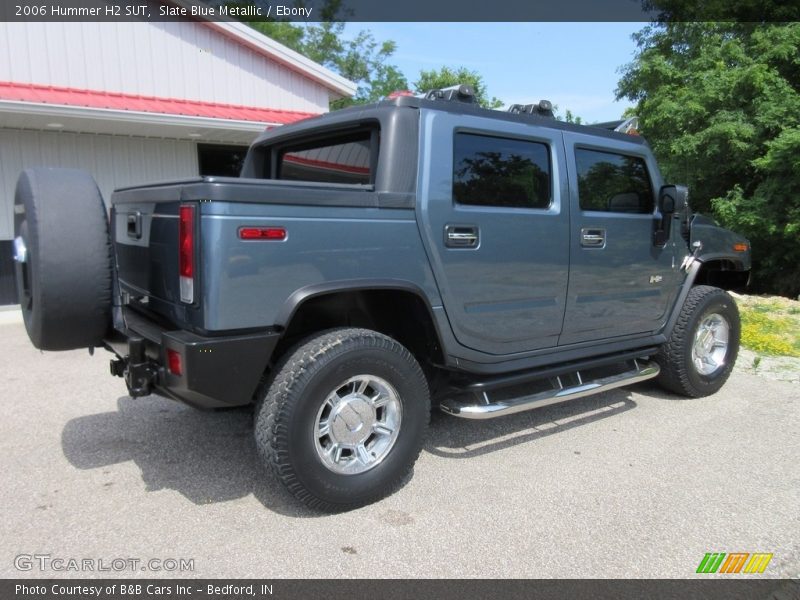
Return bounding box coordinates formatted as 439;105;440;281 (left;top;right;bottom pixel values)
656;285;739;397
254;328;429;512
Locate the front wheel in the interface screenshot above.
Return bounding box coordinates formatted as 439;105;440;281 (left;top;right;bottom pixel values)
655;285;740;397
254;328;430;512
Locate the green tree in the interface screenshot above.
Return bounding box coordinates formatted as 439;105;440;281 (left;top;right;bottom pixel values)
413;66;503;109
616;21;800;297
556;109;583;125
245;1;409;109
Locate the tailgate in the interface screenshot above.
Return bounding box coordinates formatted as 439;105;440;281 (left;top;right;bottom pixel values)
112;201;182;305
111;179;201;321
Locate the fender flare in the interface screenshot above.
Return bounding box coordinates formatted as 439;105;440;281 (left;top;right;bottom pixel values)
274;279;448;350
662;252;748;339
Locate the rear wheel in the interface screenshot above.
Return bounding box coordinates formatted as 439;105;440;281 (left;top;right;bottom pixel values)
655;285;740;397
254;328;430;512
13;168;112;351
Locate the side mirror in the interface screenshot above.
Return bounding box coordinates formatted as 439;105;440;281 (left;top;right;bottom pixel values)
654;185;689;246
659;184;688;215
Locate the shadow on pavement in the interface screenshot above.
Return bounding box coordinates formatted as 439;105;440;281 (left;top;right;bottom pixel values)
61;384;651;514
60;395;323;518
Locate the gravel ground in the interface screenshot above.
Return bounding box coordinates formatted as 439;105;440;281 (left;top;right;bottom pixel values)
1;319;798;579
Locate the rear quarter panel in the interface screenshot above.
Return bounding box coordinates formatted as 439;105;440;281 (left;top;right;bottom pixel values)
199;202;442;332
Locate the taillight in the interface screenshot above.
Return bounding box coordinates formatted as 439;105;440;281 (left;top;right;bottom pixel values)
167;349;183;376
179;204;194;303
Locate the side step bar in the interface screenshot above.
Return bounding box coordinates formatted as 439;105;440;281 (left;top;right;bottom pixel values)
440;359;660;420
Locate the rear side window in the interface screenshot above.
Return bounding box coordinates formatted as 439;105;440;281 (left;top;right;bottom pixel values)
575;148;654;214
453;133;551;209
278;129;376;185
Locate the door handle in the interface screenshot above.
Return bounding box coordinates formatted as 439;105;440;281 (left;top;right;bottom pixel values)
127;211;142;239
580;228;606;248
445;225;479;248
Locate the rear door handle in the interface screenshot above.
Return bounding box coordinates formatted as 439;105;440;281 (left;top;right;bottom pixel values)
127;211;142;239
445;225;479;248
580;228;606;248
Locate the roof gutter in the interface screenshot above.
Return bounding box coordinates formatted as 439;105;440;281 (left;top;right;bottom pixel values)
0;100;277;133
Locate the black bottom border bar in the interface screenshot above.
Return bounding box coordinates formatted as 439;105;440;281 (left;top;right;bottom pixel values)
4;579;799;600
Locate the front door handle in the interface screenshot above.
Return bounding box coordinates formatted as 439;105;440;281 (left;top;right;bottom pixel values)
445;225;479;248
580;228;606;248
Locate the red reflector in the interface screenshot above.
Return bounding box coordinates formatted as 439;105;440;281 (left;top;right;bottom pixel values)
167;349;182;376
179;205;194;278
239;227;287;241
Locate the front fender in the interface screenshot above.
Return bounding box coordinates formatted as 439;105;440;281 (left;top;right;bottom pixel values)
690;215;751;271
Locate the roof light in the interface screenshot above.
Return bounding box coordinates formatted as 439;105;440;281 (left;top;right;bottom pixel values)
387;90;414;99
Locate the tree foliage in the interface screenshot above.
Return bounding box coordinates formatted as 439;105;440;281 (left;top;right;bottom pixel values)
617;21;800;297
246;1;408;109
244;3;505;110
413;66;503;109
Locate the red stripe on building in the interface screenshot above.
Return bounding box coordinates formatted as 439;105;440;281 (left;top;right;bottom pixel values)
0;81;318;125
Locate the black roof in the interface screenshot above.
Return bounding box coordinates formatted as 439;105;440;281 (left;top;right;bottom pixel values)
252;95;647;147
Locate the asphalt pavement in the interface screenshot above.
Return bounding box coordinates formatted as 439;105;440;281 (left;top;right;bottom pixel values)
1;318;798;578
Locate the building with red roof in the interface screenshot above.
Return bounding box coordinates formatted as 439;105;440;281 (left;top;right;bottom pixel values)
0;14;356;304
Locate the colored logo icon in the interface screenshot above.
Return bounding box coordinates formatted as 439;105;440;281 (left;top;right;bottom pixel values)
696;553;773;574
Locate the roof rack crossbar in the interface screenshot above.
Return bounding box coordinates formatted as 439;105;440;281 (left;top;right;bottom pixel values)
423;84;476;104
507;100;554;118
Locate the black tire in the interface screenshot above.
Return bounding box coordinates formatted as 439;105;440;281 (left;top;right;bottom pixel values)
655;285;740;398
13;168;112;351
254;328;430;512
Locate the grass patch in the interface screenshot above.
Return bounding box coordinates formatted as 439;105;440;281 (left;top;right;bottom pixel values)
736;295;800;357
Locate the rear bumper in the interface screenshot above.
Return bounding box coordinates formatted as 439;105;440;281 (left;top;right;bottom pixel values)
106;307;279;409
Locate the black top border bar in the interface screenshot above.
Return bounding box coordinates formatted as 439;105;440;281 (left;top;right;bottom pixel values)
2;0;799;23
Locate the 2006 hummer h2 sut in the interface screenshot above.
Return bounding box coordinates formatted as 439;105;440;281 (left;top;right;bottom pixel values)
13;85;751;511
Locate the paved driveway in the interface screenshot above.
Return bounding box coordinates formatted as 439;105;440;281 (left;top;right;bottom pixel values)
1;320;797;578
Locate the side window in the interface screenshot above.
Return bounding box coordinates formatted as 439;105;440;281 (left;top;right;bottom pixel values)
278;129;375;185
575;148;654;214
453;133;551;209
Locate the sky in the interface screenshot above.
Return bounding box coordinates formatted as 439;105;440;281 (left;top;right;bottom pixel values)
343;22;647;123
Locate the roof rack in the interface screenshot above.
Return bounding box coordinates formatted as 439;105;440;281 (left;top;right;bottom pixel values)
423;84;476;104
593;117;639;135
507;100;554;119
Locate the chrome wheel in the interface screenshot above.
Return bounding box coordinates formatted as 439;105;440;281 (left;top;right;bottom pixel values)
314;375;402;475
691;313;730;376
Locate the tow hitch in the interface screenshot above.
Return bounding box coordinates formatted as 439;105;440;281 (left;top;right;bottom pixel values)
109;336;158;398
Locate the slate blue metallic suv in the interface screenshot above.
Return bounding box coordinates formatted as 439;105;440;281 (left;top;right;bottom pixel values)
13;85;751;511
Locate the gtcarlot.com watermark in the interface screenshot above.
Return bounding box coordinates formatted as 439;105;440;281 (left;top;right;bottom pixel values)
14;554;194;573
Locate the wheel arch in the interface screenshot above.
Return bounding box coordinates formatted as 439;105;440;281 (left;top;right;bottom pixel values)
663;255;748;341
693;257;750;292
273;280;446;368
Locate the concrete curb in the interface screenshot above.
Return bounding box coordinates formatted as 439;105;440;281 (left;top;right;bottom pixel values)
0;306;23;326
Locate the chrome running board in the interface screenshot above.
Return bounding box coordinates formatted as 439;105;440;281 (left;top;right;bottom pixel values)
440;359;660;420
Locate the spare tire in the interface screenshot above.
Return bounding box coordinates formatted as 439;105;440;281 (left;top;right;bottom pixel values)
13;168;112;350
